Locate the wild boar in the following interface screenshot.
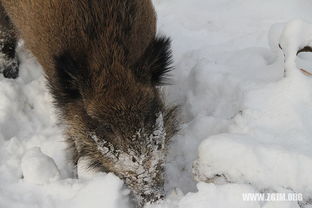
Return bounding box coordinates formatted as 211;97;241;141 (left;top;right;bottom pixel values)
0;0;177;206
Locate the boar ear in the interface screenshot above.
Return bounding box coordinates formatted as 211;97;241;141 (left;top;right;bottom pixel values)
133;36;173;86
51;51;85;103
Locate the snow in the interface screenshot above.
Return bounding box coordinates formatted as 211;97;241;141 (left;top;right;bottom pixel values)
69;173;130;208
1;0;312;208
77;157;98;180
194;18;312;203
21;147;60;184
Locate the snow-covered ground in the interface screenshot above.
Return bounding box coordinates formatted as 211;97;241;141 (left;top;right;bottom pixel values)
1;0;312;207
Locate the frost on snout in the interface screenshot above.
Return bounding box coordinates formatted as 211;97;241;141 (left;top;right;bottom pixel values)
88;113;167;207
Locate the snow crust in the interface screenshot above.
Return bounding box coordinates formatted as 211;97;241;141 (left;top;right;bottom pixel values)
1;0;312;208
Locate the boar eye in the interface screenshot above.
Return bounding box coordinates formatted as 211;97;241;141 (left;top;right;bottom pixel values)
103;124;113;133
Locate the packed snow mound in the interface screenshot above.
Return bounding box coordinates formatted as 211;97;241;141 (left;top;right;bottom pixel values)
194;19;312;203
1;0;312;208
69;173;130;208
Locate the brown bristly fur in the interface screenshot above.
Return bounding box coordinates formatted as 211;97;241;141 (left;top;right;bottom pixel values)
0;0;178;207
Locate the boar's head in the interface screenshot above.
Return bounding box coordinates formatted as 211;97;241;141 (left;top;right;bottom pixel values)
49;36;178;207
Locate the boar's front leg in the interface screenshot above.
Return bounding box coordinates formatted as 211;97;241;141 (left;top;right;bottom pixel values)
0;2;18;79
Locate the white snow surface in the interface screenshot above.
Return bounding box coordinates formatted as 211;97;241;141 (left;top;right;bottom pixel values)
21;147;60;185
1;0;312;207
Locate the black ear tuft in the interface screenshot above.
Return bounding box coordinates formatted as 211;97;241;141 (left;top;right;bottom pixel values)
133;36;174;86
149;37;173;85
50;51;83;105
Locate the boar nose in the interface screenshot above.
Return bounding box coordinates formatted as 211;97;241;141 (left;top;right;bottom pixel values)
141;192;164;201
137;192;165;208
